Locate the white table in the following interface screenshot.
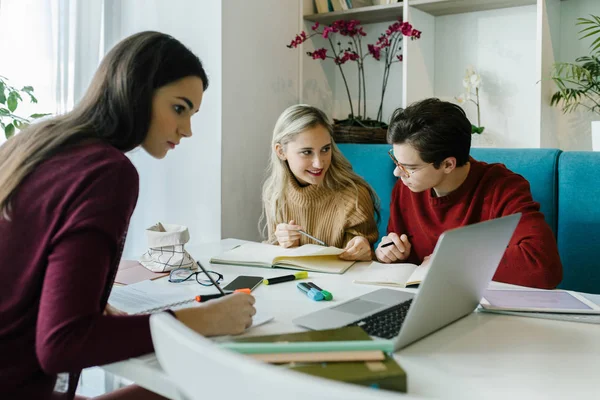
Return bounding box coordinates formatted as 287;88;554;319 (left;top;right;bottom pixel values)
103;240;600;399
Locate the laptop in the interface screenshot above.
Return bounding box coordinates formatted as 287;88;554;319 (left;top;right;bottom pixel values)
293;213;521;351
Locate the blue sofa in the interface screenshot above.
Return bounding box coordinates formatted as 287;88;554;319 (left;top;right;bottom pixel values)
338;144;600;294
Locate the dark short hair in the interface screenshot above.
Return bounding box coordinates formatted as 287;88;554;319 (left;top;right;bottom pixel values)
387;98;471;167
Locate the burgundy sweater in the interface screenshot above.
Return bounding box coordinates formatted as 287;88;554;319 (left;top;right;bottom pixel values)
0;142;153;398
388;158;562;289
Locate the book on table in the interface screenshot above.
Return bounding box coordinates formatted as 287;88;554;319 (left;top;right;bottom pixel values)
209;242;355;274
353;261;431;288
231;326;407;393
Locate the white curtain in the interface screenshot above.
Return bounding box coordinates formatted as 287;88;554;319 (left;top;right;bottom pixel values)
0;0;108;144
52;0;106;113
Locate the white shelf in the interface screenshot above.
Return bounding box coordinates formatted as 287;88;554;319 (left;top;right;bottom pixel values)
410;0;536;16
303;0;536;25
304;2;404;25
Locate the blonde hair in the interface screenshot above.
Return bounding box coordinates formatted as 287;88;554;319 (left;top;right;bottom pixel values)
0;31;208;220
259;104;380;238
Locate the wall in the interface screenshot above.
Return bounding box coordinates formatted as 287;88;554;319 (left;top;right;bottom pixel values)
221;0;301;242
434;5;538;148
115;0;223;258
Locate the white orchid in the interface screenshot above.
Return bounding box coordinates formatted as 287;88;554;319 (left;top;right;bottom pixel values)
463;77;471;90
470;72;481;89
456;65;483;133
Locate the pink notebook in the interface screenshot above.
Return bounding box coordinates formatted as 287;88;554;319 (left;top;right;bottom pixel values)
114;260;168;285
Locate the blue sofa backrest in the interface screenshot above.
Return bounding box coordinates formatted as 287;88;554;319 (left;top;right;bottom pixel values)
470;148;560;236
557;152;600;293
338;145;600;293
337;144;395;241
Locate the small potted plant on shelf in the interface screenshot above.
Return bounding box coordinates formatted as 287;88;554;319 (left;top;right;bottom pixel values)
288;18;421;143
0;75;49;139
550;15;600;150
455;65;485;134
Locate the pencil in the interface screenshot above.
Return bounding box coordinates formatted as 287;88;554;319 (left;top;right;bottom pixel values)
297;230;327;246
381;241;394;248
196;261;226;295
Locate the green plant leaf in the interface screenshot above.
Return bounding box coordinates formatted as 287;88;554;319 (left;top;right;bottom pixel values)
5;123;15;139
7;92;18;112
0;91;5;105
30;113;50;119
21;86;34;93
0;108;9;116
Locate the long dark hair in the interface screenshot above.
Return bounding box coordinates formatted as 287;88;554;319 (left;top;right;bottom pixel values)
0;31;208;218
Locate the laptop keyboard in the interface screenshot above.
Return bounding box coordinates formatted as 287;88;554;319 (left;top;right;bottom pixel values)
347;299;413;339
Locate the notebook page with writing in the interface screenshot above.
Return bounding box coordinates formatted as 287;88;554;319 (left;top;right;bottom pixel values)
108;280;194;314
353;261;424;287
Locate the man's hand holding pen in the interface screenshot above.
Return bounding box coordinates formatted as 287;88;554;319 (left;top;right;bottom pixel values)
375;232;412;263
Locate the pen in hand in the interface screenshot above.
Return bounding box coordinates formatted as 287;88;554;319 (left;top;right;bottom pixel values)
297;230;327;246
381;234;413;248
196;260;226;295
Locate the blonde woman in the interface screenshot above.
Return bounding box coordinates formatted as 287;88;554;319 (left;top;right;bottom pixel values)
260;104;380;261
0;32;255;399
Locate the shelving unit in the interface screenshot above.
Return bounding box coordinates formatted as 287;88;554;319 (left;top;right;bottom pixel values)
299;0;600;150
304;2;404;24
304;0;536;25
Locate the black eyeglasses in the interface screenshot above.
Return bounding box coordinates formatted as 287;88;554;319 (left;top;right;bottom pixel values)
168;267;224;286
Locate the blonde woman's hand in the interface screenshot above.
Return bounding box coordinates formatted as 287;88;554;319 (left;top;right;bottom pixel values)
275;220;302;248
175;292;256;337
339;236;372;261
375;233;411;263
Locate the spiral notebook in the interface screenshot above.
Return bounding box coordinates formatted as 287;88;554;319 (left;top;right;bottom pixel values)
108;280;196;314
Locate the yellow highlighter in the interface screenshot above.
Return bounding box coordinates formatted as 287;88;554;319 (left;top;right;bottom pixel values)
263;271;308;285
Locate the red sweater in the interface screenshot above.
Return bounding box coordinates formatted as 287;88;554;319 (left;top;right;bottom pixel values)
387;158;562;289
0;142;153;398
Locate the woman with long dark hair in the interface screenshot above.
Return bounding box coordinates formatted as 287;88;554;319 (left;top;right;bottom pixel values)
0;31;255;399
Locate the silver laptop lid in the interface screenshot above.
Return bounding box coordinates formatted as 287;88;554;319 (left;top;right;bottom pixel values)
394;213;521;350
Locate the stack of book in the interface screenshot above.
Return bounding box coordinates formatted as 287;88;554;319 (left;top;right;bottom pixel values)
229;326;407;393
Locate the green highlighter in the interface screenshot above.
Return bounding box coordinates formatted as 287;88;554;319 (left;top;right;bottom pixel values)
307;282;333;301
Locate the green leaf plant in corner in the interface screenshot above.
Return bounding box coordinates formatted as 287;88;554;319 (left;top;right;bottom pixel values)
550;15;600;117
0;75;50;139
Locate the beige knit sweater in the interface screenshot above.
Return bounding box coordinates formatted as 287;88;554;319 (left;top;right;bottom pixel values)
267;174;379;248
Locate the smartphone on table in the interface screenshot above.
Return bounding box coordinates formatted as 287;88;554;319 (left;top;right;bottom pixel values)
222;275;264;292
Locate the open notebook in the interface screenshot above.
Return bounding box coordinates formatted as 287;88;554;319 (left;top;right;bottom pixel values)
109;280;198;314
209;242;355;274
353;261;431;288
108;280;274;326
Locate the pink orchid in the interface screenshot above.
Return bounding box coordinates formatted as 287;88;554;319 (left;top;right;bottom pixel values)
286;18;420;122
368;44;381;61
400;22;413;36
311;48;327;60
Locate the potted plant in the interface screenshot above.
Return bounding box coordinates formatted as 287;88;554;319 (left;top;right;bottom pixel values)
455;65;485;134
0;75;49;139
550;15;600;150
288;19;421;143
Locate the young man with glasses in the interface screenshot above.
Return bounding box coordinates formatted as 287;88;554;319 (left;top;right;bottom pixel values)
375;98;562;289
